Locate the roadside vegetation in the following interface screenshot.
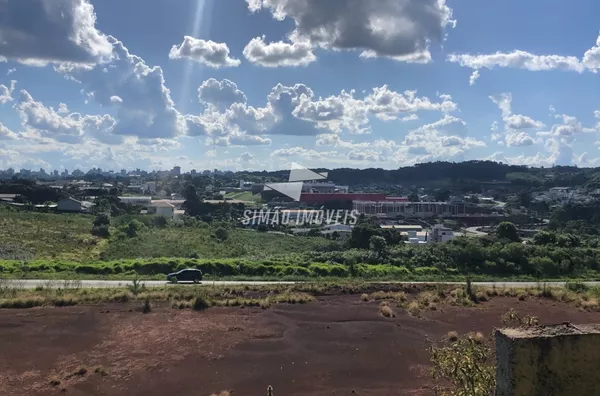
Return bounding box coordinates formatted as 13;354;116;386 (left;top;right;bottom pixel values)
2;206;600;282
2;279;598;313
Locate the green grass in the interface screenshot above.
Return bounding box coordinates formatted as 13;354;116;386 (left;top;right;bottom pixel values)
0;210;334;262
0;211;104;261
100;227;332;260
224;191;262;202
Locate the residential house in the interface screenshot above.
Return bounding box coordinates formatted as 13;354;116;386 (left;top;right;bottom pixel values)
57;197;95;213
152;201;175;219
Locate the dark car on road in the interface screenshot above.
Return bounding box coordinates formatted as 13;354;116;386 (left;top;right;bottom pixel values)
166;269;203;283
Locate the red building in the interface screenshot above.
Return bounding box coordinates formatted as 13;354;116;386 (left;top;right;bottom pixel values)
300;193;388;205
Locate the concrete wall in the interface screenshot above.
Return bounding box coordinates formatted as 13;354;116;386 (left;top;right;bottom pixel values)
496;324;600;396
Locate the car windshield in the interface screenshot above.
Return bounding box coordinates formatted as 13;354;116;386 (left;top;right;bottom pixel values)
1;1;600;396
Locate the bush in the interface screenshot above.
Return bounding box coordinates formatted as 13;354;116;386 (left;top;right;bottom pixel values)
151;215;169;228
566;281;589;293
91;224;110;238
192;295;210;311
379;302;395;318
142;298;152;314
429;333;495;396
123;220;145;238
214;227;229;242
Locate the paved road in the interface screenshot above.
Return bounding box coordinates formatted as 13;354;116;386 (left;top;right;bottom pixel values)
465;226;488;236
4;279;599;289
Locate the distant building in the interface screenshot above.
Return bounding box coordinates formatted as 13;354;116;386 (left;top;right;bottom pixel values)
301;181;349;194
118;196;152;206
171;166;181;177
240;180;253;190
152;201;175;218
430;224;455;243
300;193;387;205
354;201;465;218
380;225;423;232
57;197;95;213
548;187;573;202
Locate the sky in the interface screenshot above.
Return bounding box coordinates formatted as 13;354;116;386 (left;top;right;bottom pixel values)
1;0;600;173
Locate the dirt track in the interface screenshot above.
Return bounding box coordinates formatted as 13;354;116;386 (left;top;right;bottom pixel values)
0;295;597;396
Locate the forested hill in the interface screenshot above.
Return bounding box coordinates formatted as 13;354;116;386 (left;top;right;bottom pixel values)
242;161;599;188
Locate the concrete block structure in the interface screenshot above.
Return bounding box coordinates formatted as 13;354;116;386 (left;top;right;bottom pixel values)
496;323;600;396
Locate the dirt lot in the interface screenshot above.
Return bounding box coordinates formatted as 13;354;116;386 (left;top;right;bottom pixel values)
0;294;597;396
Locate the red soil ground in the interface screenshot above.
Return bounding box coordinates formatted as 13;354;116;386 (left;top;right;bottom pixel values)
0;295;597;396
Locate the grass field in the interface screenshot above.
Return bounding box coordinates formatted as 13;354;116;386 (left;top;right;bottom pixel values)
0;210;332;263
100;227;332;260
0;211;105;261
224;191;262;202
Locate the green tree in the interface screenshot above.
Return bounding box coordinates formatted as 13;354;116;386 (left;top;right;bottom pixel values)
496;222;519;242
408;193;420;202
533;230;557;245
349;223;379;249
93;213;110;227
123;220;145;238
369;235;387;257
182;184;202;217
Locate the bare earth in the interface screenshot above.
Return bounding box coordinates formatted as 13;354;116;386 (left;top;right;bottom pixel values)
0;295;597;396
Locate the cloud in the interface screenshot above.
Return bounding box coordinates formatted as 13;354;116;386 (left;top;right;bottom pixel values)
57;36;186;139
401;114;419;122
534;113;597;165
57;103;69;114
347;149;381;161
0;123;18;140
15;89;119;144
6;68;16;76
225;133;272;146
489;93;544;144
270;146;336;160
365;86;458;120
0;80;16;104
469;70;480;86
243;36;316;67
449;32;600;82
0;0;112;65
291;88;370;134
505;131;534;147
396;114;485;163
448;51;584;73
240;152;255;162
169;36;241;68
505;114;544;130
410;114;468;136
247;0;455;63
583;33;600;71
198;78;247;110
189;79;459;145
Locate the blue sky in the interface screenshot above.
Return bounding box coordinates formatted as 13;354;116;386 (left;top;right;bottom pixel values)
1;0;600;172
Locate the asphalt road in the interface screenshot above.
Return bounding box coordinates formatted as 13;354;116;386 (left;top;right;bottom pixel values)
4;279;599;289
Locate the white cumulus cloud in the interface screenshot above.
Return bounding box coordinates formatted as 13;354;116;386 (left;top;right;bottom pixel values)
448;32;600;82
198;79;247;110
0;80;16;104
243;36;316;67
16;89;119;144
169;37;241;68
